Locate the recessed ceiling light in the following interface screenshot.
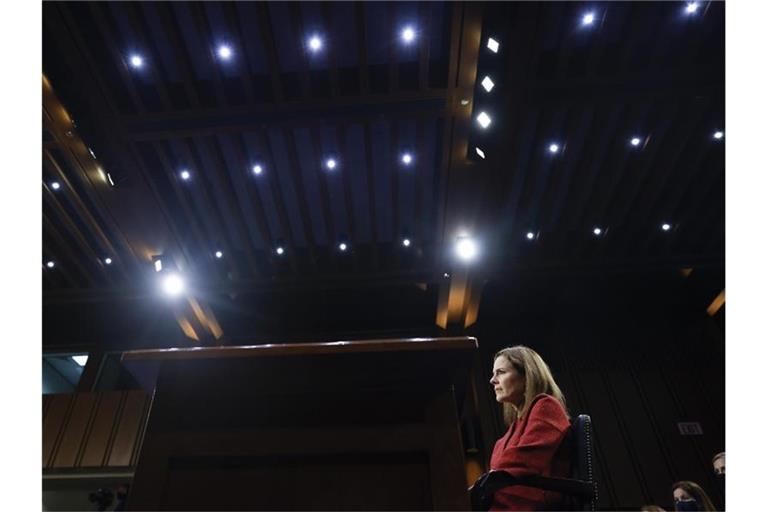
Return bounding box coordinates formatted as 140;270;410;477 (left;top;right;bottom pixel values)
106;173;115;187
460;99;470;106
548;143;560;154
308;35;323;52
685;2;700;14
154;259;162;273
630;137;642;146
339;242;348;252
129;54;143;68
662;223;671;231
476;111;492;129
455;236;478;262
713;131;724;140
50;181;61;190
401;153;413;165
526;232;535;240
402;238;411;247
443;272;450;278
252;164;263;175
71;355;88;367
481;76;495;92
162;273;184;296
104;257;112;265
180;170;191;181
475;147;486;159
276;246;284;255
46;261;55;269
215;250;223;259
401;26;416;44
593;227;602;236
217;45;233;60
88;147;97;159
582;12;595;25
325;158;337;170
487;37;499;53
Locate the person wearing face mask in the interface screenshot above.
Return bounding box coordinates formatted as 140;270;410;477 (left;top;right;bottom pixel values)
672;481;716;512
470;345;571;511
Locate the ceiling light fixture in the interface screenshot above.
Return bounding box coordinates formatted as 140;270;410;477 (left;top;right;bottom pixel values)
526;232;535;240
548;143;560;154
481;76;495;92
106;173;115;187
104;257;112;265
46;261;55;269
252;164;263;175
162;273;185;297
593;227;602;236
455;236;478;262
180;170;191;181
476;111;492;129
154;259;163;273
475;147;486;159
276;246;284;255
685;2;700;14
217;45;233;60
402;238;411;247
713;131;724;140
215;251;223;259
582;12;596;25
325;158;337;170
630;137;642;147
662;223;671;231
487;37;499;53
401;26;416;44
308;35;323;52
339;242;348;252
50;181;61;190
129;54;143;68
401;153;413;165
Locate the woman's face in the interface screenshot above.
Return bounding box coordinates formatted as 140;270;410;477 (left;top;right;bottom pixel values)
490;356;526;405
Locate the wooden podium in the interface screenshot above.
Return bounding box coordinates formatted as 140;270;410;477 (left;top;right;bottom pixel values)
123;337;477;510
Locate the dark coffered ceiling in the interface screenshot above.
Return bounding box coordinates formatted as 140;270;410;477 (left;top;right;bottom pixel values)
42;1;724;348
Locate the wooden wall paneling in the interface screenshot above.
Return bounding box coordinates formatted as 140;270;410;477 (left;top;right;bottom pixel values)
42;394;74;468
43;394;52;420
108;391;149;467
80;392;122;467
130;391;153;467
52;392;96;468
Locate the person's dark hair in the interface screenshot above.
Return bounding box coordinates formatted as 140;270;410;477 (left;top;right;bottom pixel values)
672;481;716;512
493;345;568;426
640;506;667;512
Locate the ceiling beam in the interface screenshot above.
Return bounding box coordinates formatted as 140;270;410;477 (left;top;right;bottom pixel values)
155;2;201;108
254;2;284;103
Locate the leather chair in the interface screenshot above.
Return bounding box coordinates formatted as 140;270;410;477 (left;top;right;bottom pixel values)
470;414;598;511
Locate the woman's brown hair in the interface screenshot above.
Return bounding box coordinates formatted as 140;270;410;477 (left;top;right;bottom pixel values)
672;481;716;512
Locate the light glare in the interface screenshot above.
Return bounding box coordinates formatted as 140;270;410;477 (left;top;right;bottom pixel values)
487;37;499;53
402;26;415;43
481;76;495;92
129;54;143;68
162;274;184;296
309;35;322;52
252;164;263;175
713;131;724;140
218;45;232;60
104;257;112;265
325;158;337;170
276;246;284;255
46;261;55;268
215;251;223;259
685;2;699;14
662;223;671;231
582;13;595;25
475;147;486;159
180;170;190;181
401;153;413;165
455;237;478;262
476;111;492;129
631;137;641;146
549;143;560;154
593;227;602;236
527;232;535;240
339;242;347;252
72;355;89;367
403;238;411;247
51;181;61;190
154;259;162;272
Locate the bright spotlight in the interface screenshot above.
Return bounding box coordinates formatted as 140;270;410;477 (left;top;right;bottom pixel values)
252;164;263;175
215;251;223;259
713;131;724;140
325;158;337;170
46;261;55;269
475;147;486;159
401;26;416;44
481;76;495;92
631;137;642;147
662;223;671;231
218;45;232;60
526;232;535;240
180;170;191;181
50;181;61;190
162;273;185;297
401;153;413;165
455;236;478;262
548;143;560;154
308;35;323;52
582;12;595;25
487;37;499;53
476;111;492;129
104;257;112;265
402;238;411;247
339;242;348;252
129;54;143;68
276;246;285;255
593;227;602;236
685;2;700;14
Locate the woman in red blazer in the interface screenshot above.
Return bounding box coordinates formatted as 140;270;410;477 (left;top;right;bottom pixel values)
481;345;571;511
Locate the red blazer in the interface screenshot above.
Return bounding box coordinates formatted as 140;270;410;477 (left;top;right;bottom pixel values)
489;393;571;511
